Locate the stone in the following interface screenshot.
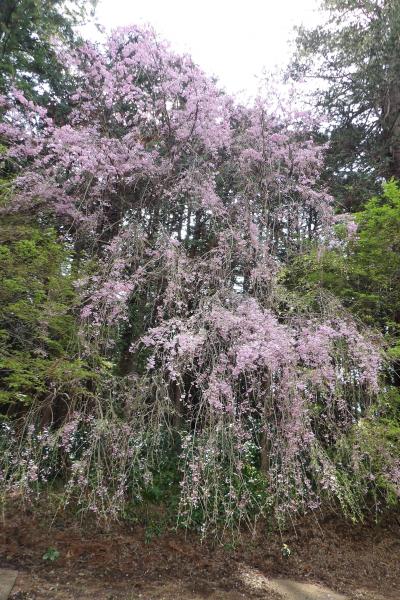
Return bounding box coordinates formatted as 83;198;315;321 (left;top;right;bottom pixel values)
267;578;347;600
0;569;18;600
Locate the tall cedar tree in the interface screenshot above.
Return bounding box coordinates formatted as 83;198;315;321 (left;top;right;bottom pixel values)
0;0;96;117
290;0;400;210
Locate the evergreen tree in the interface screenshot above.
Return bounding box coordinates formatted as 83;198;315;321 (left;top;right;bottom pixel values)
0;0;96;113
291;0;400;210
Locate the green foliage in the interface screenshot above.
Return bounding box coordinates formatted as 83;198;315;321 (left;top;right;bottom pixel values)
0;214;90;409
336;387;400;507
285;180;400;346
42;546;60;561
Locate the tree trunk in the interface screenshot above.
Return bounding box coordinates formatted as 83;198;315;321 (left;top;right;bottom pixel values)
383;83;400;179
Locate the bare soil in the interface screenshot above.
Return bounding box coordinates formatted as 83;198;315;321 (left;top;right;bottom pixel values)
0;506;399;600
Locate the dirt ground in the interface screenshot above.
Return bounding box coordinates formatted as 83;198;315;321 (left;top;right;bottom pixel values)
0;506;399;600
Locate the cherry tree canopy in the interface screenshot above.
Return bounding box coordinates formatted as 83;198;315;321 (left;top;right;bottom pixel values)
0;26;383;528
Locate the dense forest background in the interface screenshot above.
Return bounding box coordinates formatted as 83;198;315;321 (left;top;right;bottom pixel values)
0;0;399;537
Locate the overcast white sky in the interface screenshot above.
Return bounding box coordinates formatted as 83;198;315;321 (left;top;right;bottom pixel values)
86;0;322;98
